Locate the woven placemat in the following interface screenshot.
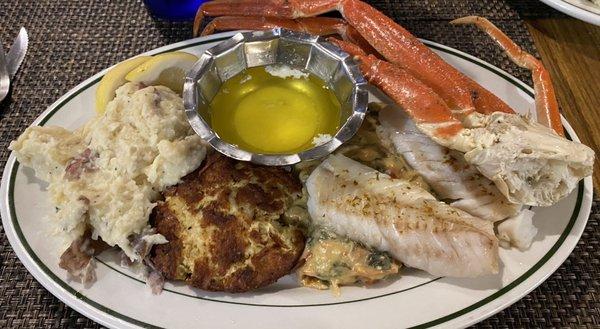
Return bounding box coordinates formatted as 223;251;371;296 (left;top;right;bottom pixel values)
0;0;596;328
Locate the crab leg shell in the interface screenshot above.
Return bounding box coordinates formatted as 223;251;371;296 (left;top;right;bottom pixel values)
451;16;564;136
337;0;478;115
198;15;381;57
194;0;341;36
336;1;513;117
199;16;348;36
331;38;463;139
194;0;295;36
468;81;514;115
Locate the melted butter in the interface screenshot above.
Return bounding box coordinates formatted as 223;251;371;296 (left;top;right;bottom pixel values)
210;65;341;154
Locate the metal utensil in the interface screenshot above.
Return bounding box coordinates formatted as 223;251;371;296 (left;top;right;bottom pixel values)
6;27;28;78
184;28;368;166
0;43;10;102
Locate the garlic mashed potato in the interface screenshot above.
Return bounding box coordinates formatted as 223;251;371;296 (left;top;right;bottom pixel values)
10;82;206;261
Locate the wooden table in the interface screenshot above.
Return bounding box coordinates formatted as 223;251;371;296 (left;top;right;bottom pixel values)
525;18;600;190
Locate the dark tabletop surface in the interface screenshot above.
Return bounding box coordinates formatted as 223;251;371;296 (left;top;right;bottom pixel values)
0;0;597;328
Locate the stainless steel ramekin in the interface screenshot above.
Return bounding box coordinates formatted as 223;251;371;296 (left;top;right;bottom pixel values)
183;28;368;166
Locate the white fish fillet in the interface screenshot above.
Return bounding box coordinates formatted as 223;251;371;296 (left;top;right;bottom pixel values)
306;154;499;277
377;105;521;222
497;209;537;251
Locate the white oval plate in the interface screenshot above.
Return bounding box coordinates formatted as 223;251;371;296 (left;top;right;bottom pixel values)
539;0;600;25
1;32;593;329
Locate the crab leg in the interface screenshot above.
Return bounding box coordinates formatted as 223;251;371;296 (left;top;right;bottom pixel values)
451;16;564;136
195;0;515;118
330;38;463;139
468;82;513;115
338;0;481;115
193;0;340;36
198;16;346;36
197;16;380;56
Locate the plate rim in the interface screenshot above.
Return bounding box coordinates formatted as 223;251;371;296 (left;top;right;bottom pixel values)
0;31;593;329
538;0;600;25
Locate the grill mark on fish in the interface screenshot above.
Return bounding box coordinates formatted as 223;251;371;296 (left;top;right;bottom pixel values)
376;105;521;222
307;154;499;278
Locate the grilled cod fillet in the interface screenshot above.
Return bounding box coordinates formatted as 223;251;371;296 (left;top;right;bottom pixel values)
306;154;499;277
376;104;521;222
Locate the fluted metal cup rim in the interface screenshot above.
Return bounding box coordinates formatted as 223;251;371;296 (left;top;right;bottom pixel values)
183;28;368;166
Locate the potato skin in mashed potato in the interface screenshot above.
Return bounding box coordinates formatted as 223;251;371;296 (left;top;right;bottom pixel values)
151;153;306;292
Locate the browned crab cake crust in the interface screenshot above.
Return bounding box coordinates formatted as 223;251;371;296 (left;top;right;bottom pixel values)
151;153;305;293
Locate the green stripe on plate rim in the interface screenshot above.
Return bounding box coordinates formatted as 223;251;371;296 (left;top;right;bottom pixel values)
5;34;585;328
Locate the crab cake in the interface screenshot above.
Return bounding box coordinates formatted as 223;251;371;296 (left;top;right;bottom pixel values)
151;153;306;292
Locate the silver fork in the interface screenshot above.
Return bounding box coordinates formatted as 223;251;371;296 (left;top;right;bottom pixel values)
0;41;10;102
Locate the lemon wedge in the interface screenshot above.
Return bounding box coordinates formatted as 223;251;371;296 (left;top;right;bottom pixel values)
95;56;152;114
125;52;198;94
